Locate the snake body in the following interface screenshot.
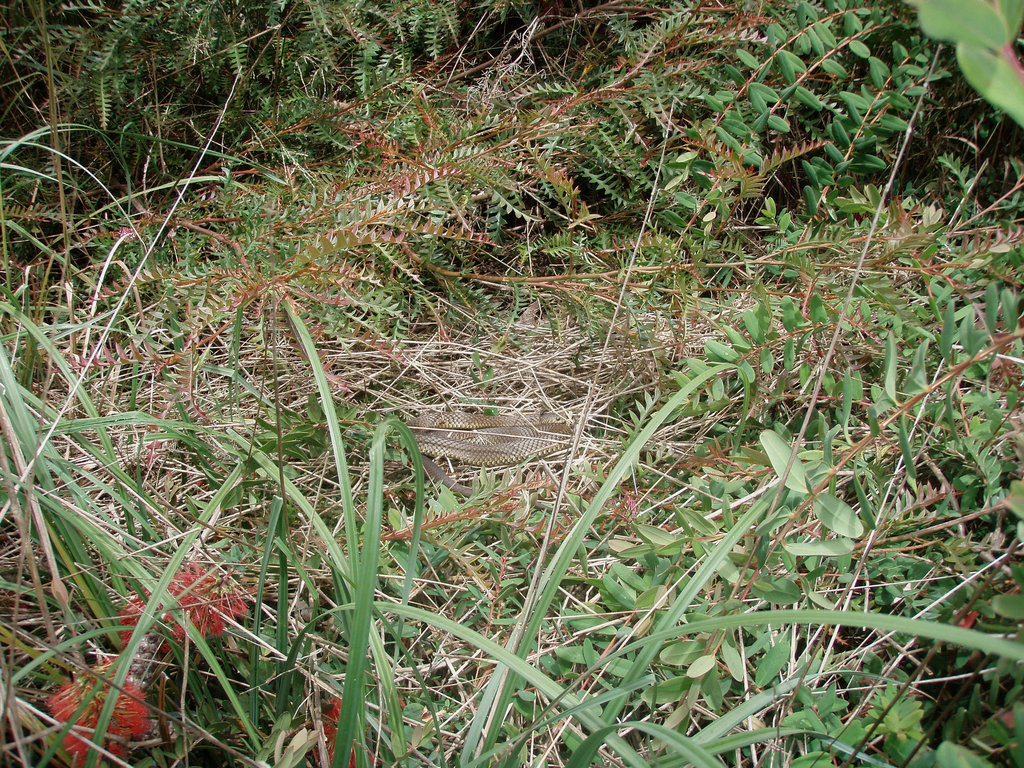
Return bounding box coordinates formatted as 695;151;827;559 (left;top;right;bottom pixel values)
408;412;573;494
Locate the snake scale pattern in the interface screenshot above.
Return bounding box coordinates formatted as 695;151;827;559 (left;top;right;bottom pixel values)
407;411;573;494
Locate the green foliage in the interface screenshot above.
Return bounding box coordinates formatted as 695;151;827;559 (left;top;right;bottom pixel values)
912;0;1024;128
3;0;1024;767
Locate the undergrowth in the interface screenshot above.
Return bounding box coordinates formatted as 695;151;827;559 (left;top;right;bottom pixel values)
2;1;1024;767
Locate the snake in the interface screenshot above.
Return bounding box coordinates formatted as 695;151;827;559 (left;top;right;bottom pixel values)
407;411;573;495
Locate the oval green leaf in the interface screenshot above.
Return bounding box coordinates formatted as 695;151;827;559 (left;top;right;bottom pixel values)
687;653;717;679
992;594;1024;620
957;43;1024;129
813;492;864;537
914;0;1011;48
705;339;739;362
760;430;812;493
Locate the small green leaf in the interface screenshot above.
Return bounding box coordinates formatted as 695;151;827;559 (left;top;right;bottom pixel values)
992;594;1024;620
686;654;717;679
742;307;764;341
803;185;819;215
635;524;683;548
844;11;863;35
1002;0;1024;32
934;741;998;768
814;21;838;48
636;584;668;610
822;58;849;79
848;39;871;58
767;114;791;132
736;48;760;69
879;113;910;133
868;57;890;88
663;210;687;226
913;0;1011;48
754;638;792;686
749;81;780;104
783;537;855;556
898;418;916;485
720;637;745;681
783;337;796;370
640;675;693;705
839;90;869;112
849;154;888;173
555;643;587;664
1001;288;1020;330
809;294;828;324
852;476;873;529
1008;483;1024;519
775;50;806;83
957;43;1024;130
715;125;743;152
721;117;751;138
959;311;981;356
660;641;705;667
830;119;851;148
814;493;864;538
751;578;803;605
722;64;745;85
839;371;853;425
705;339;739;362
610;562;649;593
601;572;636;609
760;430;811;493
803;26;825;56
676;191;698;210
792;85;824;110
722;325;749;349
884;333;897;401
796;2;819;25
839;99;863;125
751;110;770;134
985;283;1001;334
781;298;805;331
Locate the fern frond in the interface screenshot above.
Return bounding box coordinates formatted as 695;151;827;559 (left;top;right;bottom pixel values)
760;140;830;173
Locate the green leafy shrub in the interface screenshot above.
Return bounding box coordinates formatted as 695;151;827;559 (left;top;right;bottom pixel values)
3;1;1024;767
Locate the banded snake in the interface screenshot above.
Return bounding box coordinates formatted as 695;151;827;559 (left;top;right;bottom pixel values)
407;411;573;495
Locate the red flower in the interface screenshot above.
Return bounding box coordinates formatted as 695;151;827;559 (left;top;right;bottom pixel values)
118;595;148;647
48;663;151;766
165;563;251;640
120;563;251;643
321;699;357;768
323;699;342;744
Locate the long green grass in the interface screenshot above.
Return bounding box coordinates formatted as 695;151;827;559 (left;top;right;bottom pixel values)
3;1;1024;767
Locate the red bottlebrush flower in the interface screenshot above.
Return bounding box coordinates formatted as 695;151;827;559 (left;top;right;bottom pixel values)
118;594;147;647
165;563;251;640
48;663;151;766
321;699;357;768
323;699;342;744
120;563;251;644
